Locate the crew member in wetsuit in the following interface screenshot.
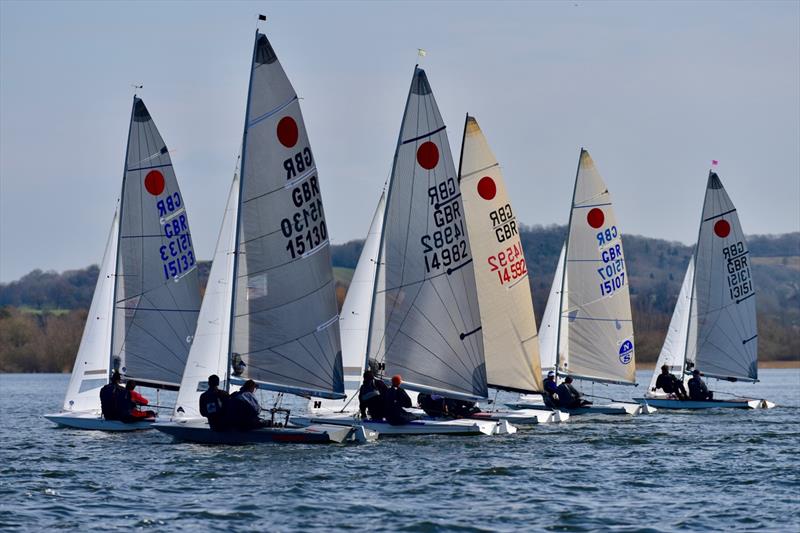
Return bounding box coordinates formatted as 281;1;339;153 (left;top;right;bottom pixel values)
688;370;713;401
99;371;127;421
556;376;592;409
383;375;414;425
418;393;448;417
125;380;156;420
358;370;386;421
445;398;481;417
199;374;230;431
652;365;688;400
228;380;268;430
543;371;559;407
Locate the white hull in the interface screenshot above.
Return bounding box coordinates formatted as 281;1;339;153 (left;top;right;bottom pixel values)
506;400;654;416
44;411;155;431
634;397;775;410
470;408;569;424
292;414;511;436
153;419;377;444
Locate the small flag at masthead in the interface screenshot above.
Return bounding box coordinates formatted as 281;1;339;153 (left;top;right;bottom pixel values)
258;14;267;21
418;48;427;57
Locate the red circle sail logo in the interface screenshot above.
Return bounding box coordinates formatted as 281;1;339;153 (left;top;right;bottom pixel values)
587;208;605;229
277;116;299;148
477;176;496;200
144;170;165;196
714;219;731;238
416;141;439;169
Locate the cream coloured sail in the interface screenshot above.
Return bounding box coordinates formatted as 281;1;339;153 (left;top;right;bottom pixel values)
685;172;757;381
539;244;566;373
62;207;119;412
556;150;635;385
367;67;487;402
459;116;542;394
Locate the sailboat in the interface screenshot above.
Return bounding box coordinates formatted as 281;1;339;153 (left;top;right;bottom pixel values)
635;170;775;410
508;149;653;415
45;97;202;430
456;115;567;425
153;31;375;444
295;68;512;437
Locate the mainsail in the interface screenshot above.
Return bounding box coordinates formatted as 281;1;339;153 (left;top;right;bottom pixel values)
228;32;344;399
539;244;566;373
112;97;201;390
367;68;487;402
459;115;542;394
62;207;119;411
556;149;636;385
685;172;757;381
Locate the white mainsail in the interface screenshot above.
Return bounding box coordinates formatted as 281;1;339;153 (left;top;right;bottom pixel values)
228;31;344;399
112;97;201;390
459;116;542;394
62;207;119;412
647;256;695;395
539;244;566;373
556;149;636;385
311;193;386;413
173;174;240;419
367;67;487;402
685;172;757;381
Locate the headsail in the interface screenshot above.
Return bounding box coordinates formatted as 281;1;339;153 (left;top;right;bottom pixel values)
557;149;635;385
173;173;240;419
229;32;344;399
112;97;201;390
459;116;542;394
685;172;757;381
367;68;487;402
539;244;566;373
62;207;119;411
647;256;695;395
311;193;386;413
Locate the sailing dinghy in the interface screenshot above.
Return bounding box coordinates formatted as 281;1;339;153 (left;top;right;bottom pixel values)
507;150;653;416
153;31;375;444
635;170;775;410
457;115;567;425
45;97;202;431
295;68;515;437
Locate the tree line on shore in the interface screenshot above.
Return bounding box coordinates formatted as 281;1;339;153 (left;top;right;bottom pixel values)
1;227;797;372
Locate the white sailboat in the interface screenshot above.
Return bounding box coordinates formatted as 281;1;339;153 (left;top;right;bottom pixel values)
635;170;775;410
509;149;652;415
154;31;375;444
296;68;513;437
45;97;202;430
457;115;567;425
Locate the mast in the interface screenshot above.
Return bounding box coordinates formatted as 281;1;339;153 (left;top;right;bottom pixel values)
680;170;711;377
554;148;584;381
225;31;259;394
107;96;136;383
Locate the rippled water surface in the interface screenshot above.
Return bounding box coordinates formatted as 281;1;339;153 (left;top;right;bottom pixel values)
1;370;799;531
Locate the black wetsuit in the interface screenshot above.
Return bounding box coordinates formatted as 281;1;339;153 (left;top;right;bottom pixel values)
383;386;414;425
688;376;713;401
227;390;264;430
358;379;387;420
99;383;130;421
199;387;230;430
655;373;687;399
418;393;448;417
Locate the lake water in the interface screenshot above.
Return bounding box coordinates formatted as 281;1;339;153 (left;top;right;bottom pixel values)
1;370;798;531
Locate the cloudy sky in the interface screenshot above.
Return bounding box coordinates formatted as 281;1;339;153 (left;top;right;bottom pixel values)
1;1;798;282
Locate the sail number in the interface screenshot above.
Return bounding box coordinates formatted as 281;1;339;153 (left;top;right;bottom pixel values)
421;178;469;273
282;175;328;259
488;243;527;285
489;204;518;243
596;229;627;297
723;241;752;300
157;192;196;281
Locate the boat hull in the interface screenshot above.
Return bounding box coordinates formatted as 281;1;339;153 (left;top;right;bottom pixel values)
634;397;775;410
505;400;653;416
469;408;569;424
292;414;505;436
153;419;365;444
44;411;155;431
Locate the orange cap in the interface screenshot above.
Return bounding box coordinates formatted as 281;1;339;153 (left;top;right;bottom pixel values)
391;375;402;387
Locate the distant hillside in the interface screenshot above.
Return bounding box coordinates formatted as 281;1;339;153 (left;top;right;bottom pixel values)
1;229;797;372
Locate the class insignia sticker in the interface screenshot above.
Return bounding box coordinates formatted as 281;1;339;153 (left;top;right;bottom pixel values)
618;339;633;364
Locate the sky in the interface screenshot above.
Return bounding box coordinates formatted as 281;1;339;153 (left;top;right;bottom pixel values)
1;1;798;282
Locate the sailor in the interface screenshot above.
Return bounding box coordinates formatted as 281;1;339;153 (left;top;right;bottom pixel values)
556;376;592;409
687;370;713;401
125;380;156;421
445;398;481;417
199;374;230;431
383;375;414;425
99;371;127;421
418;392;448;417
358;370;387;421
228;380;268;430
652;365;688;400
543;371;559;407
